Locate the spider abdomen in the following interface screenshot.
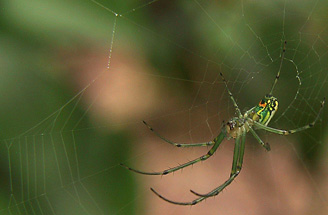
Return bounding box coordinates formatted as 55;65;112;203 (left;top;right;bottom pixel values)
250;94;279;126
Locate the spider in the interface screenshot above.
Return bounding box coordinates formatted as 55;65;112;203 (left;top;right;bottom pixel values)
121;41;325;205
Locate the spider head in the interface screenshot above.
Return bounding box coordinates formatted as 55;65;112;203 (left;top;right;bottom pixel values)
252;94;278;125
225;118;244;139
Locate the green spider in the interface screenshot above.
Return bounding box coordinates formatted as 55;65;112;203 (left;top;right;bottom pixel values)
121;41;325;205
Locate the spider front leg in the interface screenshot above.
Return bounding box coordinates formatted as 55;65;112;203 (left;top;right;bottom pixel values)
220;72;243;118
121;129;226;176
150;188;207;205
190;128;246;198
150;129;246;206
143;120;214;147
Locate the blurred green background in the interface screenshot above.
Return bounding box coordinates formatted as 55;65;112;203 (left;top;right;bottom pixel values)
1;0;328;214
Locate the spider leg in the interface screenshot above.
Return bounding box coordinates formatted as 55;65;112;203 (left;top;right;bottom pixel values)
219;72;242;118
270;40;287;95
190;173;239;198
150;188;206;205
248;125;271;151
121;130;226;176
143;121;214;147
190;128;246;198
244;106;256;117
254;97;325;135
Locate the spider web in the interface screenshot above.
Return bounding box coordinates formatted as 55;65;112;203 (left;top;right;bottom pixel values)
1;0;328;214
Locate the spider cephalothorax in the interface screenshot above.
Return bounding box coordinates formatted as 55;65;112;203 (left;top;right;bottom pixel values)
226;118;245;139
121;41;325;206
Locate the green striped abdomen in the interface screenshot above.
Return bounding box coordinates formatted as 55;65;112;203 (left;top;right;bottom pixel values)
252;94;278;126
